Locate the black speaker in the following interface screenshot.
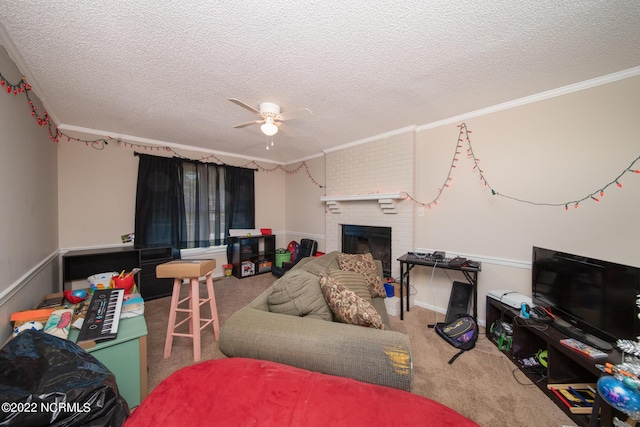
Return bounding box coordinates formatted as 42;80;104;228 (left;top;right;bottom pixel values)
444;281;473;323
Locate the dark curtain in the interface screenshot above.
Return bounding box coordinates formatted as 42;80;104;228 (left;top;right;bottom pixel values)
134;154;185;250
134;154;254;251
225;165;255;231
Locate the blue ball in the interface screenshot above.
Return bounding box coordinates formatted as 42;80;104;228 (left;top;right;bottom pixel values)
71;289;88;299
597;375;640;414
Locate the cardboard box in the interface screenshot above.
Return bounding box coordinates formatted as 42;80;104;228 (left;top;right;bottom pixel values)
393;282;401;297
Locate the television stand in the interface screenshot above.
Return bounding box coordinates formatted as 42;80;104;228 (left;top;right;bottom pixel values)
486;296;624;427
552;318;613;352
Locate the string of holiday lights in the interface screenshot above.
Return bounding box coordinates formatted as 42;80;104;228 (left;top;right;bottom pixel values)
3;72;637;205
0;71;325;188
402;124;465;209
189;154;324;188
404;122;640;210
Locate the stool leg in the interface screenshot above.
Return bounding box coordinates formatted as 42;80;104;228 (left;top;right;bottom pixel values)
187;280;194;336
164;278;182;358
205;272;219;341
190;277;201;362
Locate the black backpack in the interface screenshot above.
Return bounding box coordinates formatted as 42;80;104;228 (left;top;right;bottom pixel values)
434;314;478;364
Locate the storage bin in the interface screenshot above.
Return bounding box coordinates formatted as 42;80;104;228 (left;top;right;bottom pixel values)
275;251;291;268
384;283;395;297
257;260;272;273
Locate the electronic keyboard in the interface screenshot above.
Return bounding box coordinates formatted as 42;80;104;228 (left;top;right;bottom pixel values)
77;288;124;343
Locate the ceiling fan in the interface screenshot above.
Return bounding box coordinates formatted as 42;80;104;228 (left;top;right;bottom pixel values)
228;98;312;137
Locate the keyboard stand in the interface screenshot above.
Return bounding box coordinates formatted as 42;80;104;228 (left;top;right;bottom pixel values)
397;253;481;321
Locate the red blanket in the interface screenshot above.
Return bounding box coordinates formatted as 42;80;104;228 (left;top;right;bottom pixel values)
125;357;478;426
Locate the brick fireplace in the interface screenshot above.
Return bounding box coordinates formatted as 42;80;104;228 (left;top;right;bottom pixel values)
323;130;416;280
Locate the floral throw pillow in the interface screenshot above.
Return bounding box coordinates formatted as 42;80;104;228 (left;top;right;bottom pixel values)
319;275;384;329
337;253;386;298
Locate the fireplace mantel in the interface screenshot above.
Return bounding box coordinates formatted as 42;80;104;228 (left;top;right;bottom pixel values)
320;193;404;214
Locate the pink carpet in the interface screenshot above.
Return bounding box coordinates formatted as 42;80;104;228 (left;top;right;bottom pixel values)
125;357;478;426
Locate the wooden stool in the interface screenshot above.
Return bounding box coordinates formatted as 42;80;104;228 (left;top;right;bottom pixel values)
156;259;218;362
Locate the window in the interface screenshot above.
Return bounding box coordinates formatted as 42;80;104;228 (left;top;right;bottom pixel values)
134;154;254;251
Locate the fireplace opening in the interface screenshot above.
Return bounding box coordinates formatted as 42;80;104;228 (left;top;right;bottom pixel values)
341;225;392;278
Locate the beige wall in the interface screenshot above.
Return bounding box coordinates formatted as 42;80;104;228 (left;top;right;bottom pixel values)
57;137;288;275
284;155;326;251
413;75;640;323
0;45;59;340
57;139;139;248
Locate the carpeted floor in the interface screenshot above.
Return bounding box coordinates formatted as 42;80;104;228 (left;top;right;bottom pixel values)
143;273;576;427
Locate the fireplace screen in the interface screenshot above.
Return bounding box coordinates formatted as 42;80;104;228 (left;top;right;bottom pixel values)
341;225;392;278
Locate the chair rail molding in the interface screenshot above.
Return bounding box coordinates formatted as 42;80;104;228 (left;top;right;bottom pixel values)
320;193;405;214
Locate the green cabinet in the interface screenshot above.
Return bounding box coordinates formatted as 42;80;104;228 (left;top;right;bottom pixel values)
69;316;148;408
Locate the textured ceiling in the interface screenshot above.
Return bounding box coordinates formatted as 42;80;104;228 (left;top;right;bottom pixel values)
1;1;639;164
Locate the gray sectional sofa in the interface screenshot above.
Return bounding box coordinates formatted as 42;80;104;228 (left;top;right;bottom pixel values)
219;251;413;391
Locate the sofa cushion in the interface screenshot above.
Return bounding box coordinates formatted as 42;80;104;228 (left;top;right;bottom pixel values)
319;275;384;329
294;250;342;277
337;253;387;298
267;269;333;321
328;270;372;304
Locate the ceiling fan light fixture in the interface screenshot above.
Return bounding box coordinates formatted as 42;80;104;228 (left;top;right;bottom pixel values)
261;116;278;136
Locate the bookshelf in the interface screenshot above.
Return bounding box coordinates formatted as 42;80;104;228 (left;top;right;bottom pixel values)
227;235;276;279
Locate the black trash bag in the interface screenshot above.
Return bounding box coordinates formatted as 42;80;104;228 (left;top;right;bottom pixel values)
0;330;129;427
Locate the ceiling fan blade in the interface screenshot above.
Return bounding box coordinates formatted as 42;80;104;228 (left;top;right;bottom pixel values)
228;98;260;114
280;107;313;121
277;121;301;136
233;120;263;128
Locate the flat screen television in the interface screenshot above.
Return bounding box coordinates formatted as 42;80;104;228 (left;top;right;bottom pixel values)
532;246;640;346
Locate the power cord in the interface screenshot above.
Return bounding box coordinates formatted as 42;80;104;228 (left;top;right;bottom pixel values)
513;314;551;332
428;259;439;326
512;366;547;386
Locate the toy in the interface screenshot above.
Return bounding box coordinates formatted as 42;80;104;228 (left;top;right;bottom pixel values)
88;272;118;290
64;289;89;304
597;375;640;414
44;309;74;339
13;321;43;337
287;241;300;261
